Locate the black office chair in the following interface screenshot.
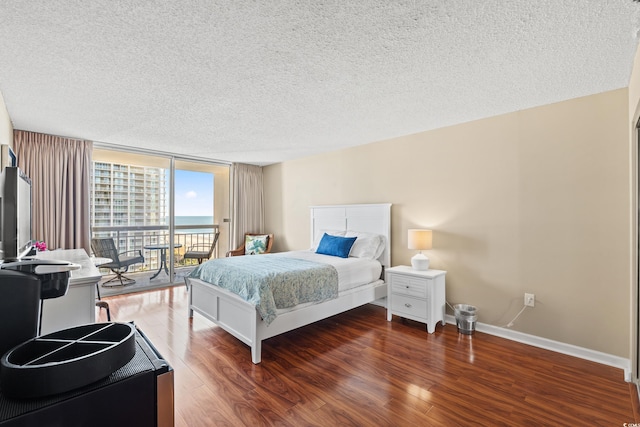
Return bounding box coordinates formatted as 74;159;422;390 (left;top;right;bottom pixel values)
91;238;145;287
183;232;220;264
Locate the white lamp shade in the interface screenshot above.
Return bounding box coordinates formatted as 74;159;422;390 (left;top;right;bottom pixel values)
408;229;432;250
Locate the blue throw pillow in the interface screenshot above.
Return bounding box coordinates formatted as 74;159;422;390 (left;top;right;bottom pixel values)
315;233;357;258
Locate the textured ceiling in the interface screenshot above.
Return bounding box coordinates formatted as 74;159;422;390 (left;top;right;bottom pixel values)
0;1;639;166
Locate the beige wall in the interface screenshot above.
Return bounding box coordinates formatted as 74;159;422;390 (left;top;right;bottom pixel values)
0;90;13;147
628;43;640;370
264;88;630;357
630;43;640;125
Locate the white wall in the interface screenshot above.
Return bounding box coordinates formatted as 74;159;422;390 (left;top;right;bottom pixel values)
0;90;13;147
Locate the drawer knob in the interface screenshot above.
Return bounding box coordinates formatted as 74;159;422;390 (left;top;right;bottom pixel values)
406;285;410;289
404;303;412;308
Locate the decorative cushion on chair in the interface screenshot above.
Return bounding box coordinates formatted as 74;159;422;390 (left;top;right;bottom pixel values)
245;235;269;255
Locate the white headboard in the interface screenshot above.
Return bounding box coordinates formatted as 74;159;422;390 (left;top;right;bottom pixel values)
310;203;392;268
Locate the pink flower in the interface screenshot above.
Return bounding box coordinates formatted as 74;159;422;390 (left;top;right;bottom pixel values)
34;241;47;251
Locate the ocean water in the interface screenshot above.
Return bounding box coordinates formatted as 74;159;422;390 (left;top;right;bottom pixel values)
174;216;213;225
173;216;215;234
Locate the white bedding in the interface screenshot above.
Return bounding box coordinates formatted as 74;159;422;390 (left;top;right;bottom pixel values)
273;250;383;316
277;250;382;292
187;203;391;364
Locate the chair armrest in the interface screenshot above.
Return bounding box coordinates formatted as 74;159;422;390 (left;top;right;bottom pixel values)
119;249;143;257
226;247;245;257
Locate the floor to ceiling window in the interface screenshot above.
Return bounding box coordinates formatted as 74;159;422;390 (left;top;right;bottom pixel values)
90;147;230;290
174;159;230;264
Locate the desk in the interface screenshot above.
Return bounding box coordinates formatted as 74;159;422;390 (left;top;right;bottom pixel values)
144;244;182;279
92;257;112;266
36;249;101;334
90;257;111;299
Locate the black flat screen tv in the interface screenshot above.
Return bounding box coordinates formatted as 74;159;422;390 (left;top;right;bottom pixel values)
0;167;32;261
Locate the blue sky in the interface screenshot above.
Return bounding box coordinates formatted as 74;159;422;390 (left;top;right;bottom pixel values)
172;169;214;216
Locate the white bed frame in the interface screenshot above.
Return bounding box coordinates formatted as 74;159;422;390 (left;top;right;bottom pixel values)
186;203;392;363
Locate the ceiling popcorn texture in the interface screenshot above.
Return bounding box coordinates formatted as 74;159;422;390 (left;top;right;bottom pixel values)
0;1;639;165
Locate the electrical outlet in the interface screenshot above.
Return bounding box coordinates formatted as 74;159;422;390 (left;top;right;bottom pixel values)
524;293;535;307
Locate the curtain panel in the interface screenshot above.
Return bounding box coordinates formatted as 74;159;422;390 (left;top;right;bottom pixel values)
231;163;264;249
13;130;92;253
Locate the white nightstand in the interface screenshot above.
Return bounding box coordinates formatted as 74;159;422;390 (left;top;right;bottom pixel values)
385;266;446;333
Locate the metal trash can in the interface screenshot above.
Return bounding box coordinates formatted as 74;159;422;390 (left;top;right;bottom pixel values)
454;304;477;335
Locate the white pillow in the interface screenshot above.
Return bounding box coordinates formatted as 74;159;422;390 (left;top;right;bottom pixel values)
344;231;385;259
311;229;345;251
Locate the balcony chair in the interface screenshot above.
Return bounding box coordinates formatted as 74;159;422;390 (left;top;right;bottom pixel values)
227;233;274;257
183;232;220;264
91;238;145;287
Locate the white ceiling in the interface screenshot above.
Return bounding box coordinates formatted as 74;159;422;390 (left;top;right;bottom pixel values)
1;1;639;166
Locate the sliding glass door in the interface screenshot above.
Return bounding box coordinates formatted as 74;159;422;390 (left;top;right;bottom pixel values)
173;160;230;269
91;148;229;287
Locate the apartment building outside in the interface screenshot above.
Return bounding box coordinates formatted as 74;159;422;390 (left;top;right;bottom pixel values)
91;161;167;254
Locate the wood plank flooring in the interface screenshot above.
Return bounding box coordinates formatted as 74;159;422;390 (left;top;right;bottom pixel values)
97;286;639;426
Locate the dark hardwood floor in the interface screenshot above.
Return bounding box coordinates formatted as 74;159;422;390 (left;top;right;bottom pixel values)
97;286;639;426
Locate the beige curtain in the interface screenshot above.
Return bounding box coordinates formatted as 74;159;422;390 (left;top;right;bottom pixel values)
13;130;92;253
231;163;264;248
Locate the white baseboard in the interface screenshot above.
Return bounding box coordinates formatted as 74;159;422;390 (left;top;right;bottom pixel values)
444;314;632;381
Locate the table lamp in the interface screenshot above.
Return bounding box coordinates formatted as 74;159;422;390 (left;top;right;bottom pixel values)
408;229;432;271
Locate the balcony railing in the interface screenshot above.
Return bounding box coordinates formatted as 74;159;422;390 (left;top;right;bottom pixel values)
91;223;220;274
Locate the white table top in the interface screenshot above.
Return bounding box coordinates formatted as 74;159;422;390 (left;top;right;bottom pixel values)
34;249;101;287
144;244;182;250
91;257;112;266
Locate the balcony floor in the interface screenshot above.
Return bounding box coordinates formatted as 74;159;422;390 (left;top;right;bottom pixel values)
97;265;198;297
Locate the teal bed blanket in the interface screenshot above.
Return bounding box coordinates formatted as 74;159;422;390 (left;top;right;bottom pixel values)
188;254;339;325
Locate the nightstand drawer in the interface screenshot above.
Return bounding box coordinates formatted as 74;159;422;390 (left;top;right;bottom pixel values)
390;275;427;298
391;294;428;318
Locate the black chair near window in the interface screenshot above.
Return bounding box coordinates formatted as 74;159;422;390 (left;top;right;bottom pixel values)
183;232;220;264
91;238;145;287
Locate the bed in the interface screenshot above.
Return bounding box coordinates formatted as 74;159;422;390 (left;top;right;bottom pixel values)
186;203;392;363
